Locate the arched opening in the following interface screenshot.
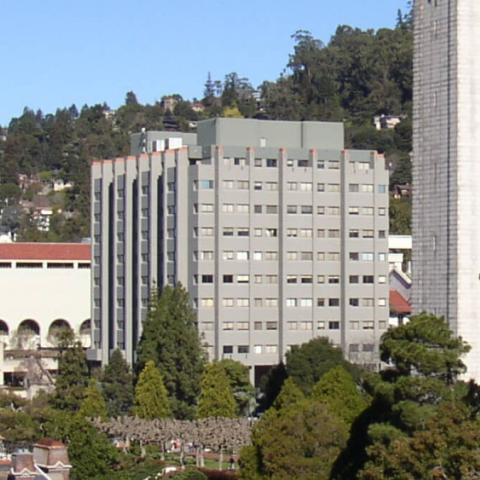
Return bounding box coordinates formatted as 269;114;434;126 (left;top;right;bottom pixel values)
48;319;73;346
0;320;9;336
79;319;91;348
17;319;40;349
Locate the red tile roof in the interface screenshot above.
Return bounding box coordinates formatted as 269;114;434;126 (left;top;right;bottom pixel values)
0;243;91;261
390;289;411;315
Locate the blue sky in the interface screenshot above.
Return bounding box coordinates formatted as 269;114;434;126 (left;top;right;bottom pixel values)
0;0;409;125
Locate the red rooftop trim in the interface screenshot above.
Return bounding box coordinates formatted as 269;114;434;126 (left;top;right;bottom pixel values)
0;243;91;261
389;289;411;315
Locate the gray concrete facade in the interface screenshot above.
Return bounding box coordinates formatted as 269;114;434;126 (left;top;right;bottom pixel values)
413;0;480;380
90;118;389;374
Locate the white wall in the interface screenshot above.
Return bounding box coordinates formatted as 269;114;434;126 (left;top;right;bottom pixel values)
0;261;91;349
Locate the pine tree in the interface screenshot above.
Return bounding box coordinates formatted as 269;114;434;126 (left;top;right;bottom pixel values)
79;378;108;419
134;360;171;419
197;362;236;418
136;284;205;419
101;349;134;417
53;336;89;411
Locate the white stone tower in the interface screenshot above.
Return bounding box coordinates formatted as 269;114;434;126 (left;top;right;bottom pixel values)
413;0;480;379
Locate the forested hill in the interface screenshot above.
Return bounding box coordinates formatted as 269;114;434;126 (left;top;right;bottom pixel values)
0;11;413;242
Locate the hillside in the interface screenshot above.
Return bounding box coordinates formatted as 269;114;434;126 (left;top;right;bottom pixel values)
0;10;412;241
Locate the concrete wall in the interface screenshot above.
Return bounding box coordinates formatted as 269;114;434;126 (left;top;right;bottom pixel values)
0;260;91;349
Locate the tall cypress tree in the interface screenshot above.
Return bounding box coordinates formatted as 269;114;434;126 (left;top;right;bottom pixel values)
101;349;134;417
134;360;171;419
79;378;108;419
136;284;205;419
197;362;237;418
53;335;89;411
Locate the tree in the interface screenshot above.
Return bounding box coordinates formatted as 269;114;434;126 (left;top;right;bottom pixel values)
258;363;288;412
312;366;368;426
332;314;472;479
217;359;255;416
136;284;205;419
286;337;357;395
101;349;134;417
246;398;348;480
52;335;89;411
197;362;236;418
64;416;118;480
79;378;108;419
134;360;171;419
389;197;411;234
125;91;139;106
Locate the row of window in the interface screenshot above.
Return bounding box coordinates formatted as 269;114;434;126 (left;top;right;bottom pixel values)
0;262;90;269
196;297;387;308
194;274;388;286
193;250;387;263
287;320;387;330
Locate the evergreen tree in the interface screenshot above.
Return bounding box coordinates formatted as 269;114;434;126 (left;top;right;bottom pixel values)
332;314;472;479
101;349;134;417
136;284;205;419
312;366;368;426
52;336;89;411
286;337;357;395
65;416;118;480
218;359;255;416
197;362;236;418
79;378;108;419
134;360;171;419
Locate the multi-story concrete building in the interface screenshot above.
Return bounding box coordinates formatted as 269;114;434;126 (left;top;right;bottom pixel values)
90;118;389;378
412;1;480;379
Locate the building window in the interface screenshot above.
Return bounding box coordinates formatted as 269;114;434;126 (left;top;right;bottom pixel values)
329;298;340;307
349;206;360;215
300;252;313;261
266;182;278;191
265;228;277;237
223;345;233;354
299;229;312;238
237;228;250;237
328;275;340;284
266;205;278;214
329;321;340;329
265;298;278;307
286;298;298;307
378;275;387;284
254;251;262;261
287;182;297;191
237;275;249;284
238;345;250;354
362;229;374;238
254;181;262;190
327;183;340;192
287;205;297;214
265;251;278;260
223;298;234;307
301;205;313;214
300;182;312;191
266;322;278;330
223;275;234;283
350;298;359;307
349;275;359;284
254;322;263;330
328;229;340;238
361;184;374;193
300;298;313;307
317;298;325;307
223;180;234;189
222;204;234;213
237;181;249;190
237;251;249;260
287;275;297;284
362;207;374;216
363;275;374;284
237;298;249;307
197;180;214;189
287;251;298;260
223;227;234;237
349;184;359;193
378;207;386;216
254;205;262;214
266;159;277;167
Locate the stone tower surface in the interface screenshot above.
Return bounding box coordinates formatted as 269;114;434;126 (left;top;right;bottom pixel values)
413;0;480;379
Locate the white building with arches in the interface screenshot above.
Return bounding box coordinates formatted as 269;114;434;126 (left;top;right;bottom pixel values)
0;243;91;392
